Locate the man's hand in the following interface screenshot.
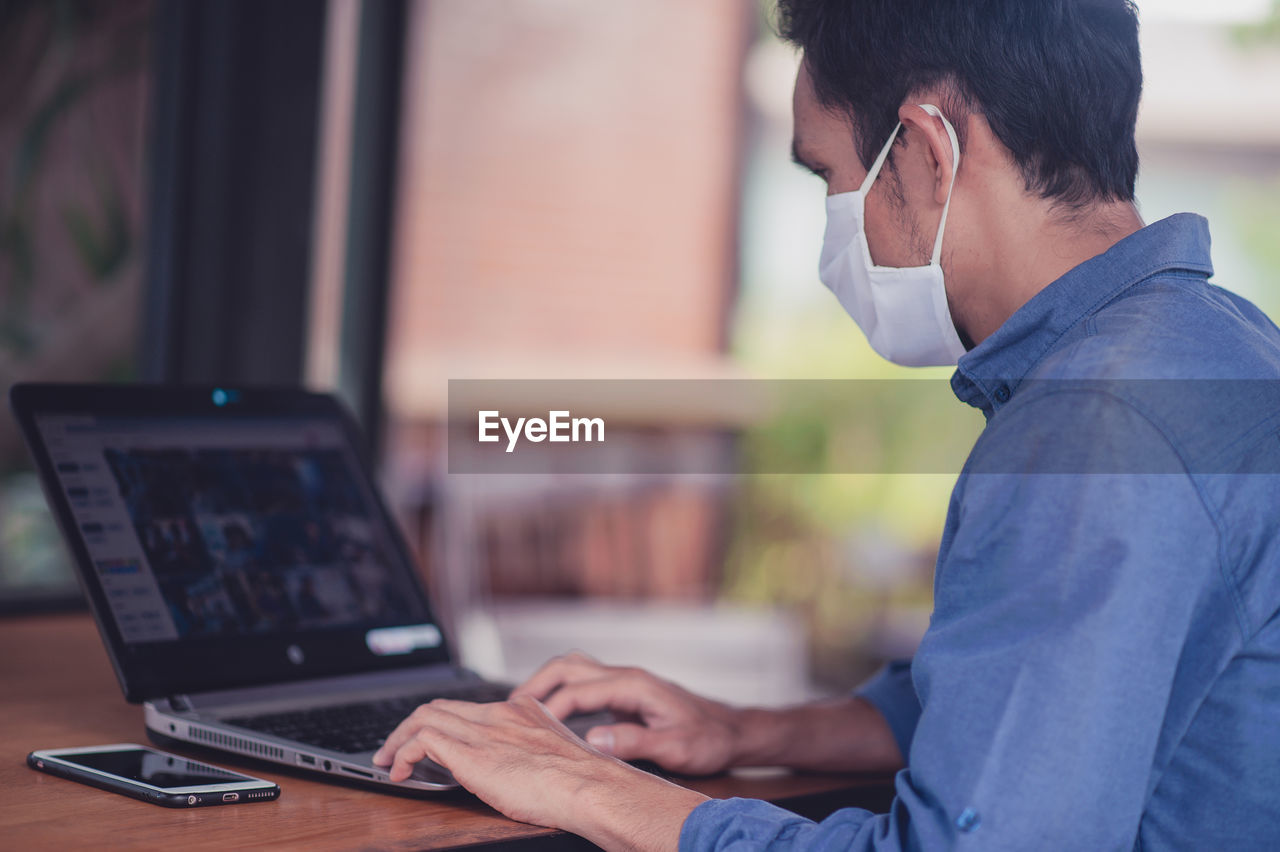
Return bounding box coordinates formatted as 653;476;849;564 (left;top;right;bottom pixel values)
370;694;708;850
510;651;745;775
513;652;905;775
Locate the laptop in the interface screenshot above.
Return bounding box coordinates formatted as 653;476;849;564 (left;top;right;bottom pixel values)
10;383;609;792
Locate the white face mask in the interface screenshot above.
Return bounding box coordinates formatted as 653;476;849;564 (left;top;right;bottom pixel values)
818;104;967;367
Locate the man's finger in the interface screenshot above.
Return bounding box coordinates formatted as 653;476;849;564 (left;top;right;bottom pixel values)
388;724;458;782
509;651;605;700
541;673;655;720
584;722;660;761
373;705;430;766
373;700;476;766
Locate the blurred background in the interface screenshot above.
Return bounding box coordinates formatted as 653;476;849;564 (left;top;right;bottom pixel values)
3;0;1280;704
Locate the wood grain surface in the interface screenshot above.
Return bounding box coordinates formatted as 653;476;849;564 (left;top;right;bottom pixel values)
0;614;894;850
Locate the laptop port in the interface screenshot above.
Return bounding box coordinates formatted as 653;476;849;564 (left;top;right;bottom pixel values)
341;766;373;779
222;793;239;802
297;754;316;766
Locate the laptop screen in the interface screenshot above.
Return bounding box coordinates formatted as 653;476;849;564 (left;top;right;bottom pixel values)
11;385;451;701
35;414;431;645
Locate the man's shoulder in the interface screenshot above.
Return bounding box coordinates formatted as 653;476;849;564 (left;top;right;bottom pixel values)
1039;276;1280;382
997;277;1280;472
958;262;1280;477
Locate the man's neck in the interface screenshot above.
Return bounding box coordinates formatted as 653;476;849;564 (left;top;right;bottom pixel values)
958;198;1145;346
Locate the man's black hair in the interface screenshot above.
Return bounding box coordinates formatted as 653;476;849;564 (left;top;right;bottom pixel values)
778;0;1142;207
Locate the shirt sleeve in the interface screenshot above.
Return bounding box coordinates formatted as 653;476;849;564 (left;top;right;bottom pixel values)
680;391;1225;851
854;660;920;762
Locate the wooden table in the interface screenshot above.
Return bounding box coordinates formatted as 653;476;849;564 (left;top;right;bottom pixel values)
0;614;895;849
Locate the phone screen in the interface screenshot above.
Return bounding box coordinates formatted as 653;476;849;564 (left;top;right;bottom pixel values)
55;748;252;789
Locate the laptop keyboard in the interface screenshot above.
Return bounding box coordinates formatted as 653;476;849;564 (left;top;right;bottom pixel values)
224;681;512;755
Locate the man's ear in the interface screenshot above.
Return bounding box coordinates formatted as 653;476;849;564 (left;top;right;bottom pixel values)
898;103;958;206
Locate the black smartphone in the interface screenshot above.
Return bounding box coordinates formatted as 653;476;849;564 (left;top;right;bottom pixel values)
28;743;280;808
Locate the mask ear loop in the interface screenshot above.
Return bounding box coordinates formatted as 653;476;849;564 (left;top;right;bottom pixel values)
919;104;961;266
858;121;903;194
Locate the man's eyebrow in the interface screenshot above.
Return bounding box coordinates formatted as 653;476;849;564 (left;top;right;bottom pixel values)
790;139;823;177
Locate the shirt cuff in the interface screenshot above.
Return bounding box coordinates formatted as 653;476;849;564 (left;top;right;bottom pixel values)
678;797;813;851
854;659;920;761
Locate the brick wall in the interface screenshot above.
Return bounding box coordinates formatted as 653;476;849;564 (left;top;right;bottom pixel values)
381;1;753;606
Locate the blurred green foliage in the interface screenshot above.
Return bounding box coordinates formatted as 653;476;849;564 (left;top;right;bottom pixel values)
1232;0;1280;46
1227;176;1280;323
1225;4;1280;323
0;0;150;603
723;301;981;684
0;0;147;357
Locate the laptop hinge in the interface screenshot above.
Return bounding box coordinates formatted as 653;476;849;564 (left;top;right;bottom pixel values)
168;695;193;712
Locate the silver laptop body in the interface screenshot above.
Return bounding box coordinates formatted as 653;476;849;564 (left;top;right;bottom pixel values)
147;665;491;790
11;383;606;793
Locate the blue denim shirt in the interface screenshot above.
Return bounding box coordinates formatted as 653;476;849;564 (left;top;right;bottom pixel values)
680;214;1280;850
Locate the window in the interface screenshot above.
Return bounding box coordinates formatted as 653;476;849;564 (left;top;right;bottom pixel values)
0;0;154;609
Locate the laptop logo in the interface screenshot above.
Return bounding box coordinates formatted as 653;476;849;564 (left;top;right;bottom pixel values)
366;624;443;656
286;645;305;665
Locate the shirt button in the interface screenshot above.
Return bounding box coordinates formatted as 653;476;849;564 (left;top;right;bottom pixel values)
955;807;981;833
993;385;1011;404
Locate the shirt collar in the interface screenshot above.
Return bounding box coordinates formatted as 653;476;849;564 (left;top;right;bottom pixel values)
951;213;1214;416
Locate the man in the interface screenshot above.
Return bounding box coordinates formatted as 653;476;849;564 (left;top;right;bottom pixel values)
373;1;1280;848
